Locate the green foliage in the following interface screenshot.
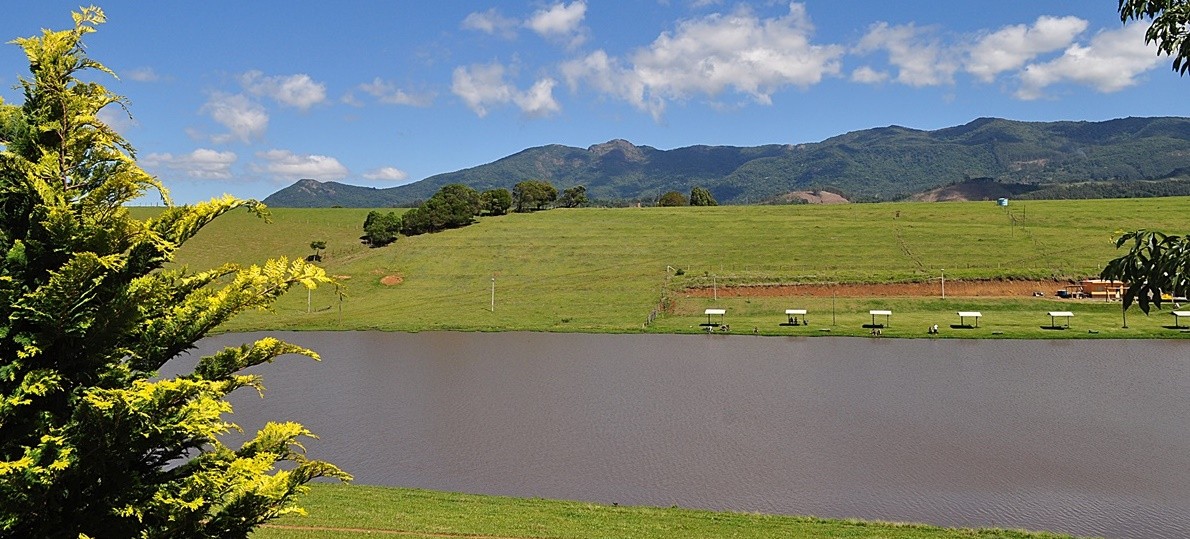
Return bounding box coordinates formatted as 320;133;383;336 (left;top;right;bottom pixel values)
480;188;512;215
363;210;402;246
1101;230;1190;314
558;185;588;208
258;484;1079;539
400;183;480;236
1120;0;1190;75
512;179;558;212
657;191;687;207
0;8;349;538
689;186;717;206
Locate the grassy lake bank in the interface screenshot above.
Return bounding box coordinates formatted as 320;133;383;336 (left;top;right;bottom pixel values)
252;484;1081;539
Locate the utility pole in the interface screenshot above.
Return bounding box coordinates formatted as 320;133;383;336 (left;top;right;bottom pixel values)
713;274;717;301
491;276;495;312
941;269;945;299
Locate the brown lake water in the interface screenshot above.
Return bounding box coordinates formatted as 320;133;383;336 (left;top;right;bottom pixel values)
184;332;1190;539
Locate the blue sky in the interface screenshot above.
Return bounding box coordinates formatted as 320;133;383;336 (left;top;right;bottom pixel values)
2;2;1188;204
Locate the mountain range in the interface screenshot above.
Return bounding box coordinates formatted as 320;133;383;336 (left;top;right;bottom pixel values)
263;116;1190;207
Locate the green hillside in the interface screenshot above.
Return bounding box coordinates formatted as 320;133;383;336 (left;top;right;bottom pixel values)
263;117;1190;207
154;197;1190;338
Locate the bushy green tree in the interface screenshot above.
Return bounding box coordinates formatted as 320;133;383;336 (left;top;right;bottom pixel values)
1120;0;1190;74
558;185;588;208
363;210;402;246
689;186;717;206
512;180;557;212
0;8;349;538
657;191;688;207
480;188;512;215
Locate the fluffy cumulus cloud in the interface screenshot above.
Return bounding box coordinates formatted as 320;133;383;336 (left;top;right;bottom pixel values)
462;8;519;39
239;71;327;110
451;62;560;118
1016;24;1162;100
359;78;434;107
202;93;268;143
562;3;842;119
143;149;237;180
967;16;1088;82
854;22;957;87
255;149;348;181
363;167;410;182
525;1;588;47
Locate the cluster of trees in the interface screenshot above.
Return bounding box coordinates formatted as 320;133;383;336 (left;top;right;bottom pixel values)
401;183;481;236
658;186;718;207
0;8;349;537
364;182;568;246
513;180;558;212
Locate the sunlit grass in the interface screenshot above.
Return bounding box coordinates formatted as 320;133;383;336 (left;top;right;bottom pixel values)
139;197;1190;337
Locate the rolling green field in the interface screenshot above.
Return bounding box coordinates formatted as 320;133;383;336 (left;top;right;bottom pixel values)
148;197;1190;338
251;484;1079;539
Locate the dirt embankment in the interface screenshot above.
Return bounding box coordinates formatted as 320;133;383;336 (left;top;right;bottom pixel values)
684;280;1067;298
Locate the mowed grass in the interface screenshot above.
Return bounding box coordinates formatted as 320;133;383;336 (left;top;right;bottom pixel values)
141;197;1190;337
250;484;1079;539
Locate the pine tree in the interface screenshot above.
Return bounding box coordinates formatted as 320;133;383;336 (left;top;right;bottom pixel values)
0;7;349;538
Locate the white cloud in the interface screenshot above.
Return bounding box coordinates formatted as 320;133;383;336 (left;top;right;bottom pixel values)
463;8;519;39
850;66;889;84
125;67;160;82
452;64;514;117
451;63;560;118
855;22;957;87
255;149;348;181
967;16;1088;82
514;79;562;118
363;167;410;182
359;78;434;107
1016;24;1162;100
562;3;842;119
525;1;588;47
202;93;268;143
239;70;327;110
143;149;237;180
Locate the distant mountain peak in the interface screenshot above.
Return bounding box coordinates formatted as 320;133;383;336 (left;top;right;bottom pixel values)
587;139;645;162
262;116;1190;207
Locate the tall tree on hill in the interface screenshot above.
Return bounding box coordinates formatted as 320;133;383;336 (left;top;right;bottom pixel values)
0;8;349;537
690;186;718;206
1120;0;1190;74
558;185;588;208
480;188;512;215
513;180;558;212
658;191;688;207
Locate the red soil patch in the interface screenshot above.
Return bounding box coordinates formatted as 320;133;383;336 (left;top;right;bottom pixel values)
380;275;404;286
684;280;1067;298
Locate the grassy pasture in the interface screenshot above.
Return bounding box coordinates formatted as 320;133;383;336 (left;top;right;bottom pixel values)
251;484;1077;539
142;197;1190;337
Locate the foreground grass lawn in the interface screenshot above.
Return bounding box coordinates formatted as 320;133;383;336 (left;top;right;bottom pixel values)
251;484;1080;539
143;197;1190;337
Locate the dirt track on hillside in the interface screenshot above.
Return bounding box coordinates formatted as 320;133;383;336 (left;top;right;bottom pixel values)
684;280;1068;298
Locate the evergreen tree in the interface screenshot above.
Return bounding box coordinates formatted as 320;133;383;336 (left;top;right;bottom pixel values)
0;8;349;537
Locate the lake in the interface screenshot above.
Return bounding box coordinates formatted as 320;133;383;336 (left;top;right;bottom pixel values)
183;332;1190;539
